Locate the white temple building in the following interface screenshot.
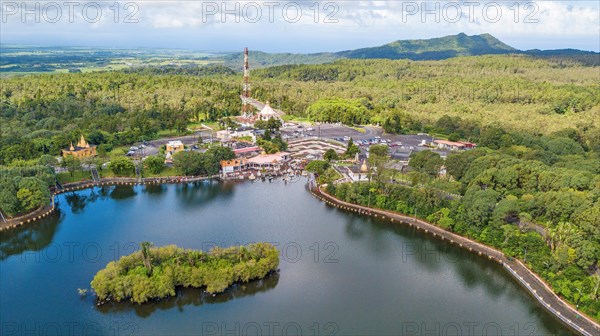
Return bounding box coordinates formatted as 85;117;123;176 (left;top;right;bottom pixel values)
258;101;283;122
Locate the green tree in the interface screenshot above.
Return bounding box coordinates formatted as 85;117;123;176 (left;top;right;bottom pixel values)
461;187;501;227
62;155;81;178
266;118;282;132
37;154;58;167
479;126;505;149
173;151;219;176
140;241;153;275
345;138;360;158
305;160;330;175
323;149;339;162
144;156;165;174
448;133;461;142
445;149;486;182
545;137;585;156
109;157;135;176
409;150;443;177
207;146;235;162
16;177;50;212
382;110;407;134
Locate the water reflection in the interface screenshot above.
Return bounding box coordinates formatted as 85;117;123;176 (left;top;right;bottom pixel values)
65;192;89;214
95;272;280;318
0;210;63;260
142;184;166;196
344;214;366;239
348;215;514;302
174;181;234;208
0;182;224;261
110;185;137;200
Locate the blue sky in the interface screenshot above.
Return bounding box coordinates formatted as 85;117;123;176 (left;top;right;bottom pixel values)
1;1;599;52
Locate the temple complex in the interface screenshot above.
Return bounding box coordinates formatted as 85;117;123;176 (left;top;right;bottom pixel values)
62;135;96;158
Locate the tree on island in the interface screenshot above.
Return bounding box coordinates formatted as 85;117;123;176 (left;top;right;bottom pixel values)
90;242;279;304
140;241;153;275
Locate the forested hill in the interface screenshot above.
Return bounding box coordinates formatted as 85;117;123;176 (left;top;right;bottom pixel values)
224;33;518;68
335;33;515;59
223;33;599;68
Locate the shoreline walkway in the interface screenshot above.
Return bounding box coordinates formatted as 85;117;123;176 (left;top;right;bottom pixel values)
310;186;600;336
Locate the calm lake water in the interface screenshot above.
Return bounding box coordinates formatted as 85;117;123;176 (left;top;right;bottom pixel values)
1;180;574;335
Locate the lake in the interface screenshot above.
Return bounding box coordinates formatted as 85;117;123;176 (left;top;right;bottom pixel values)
0;179;574;335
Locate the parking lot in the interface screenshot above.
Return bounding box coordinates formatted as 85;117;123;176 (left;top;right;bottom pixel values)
125;133;210;158
291;123;448;158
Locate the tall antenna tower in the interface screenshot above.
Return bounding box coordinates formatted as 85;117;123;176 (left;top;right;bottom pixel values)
241;47;251;117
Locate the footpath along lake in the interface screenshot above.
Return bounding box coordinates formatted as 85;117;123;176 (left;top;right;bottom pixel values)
0;180;574;335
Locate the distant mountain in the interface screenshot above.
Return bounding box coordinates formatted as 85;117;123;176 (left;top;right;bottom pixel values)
223;33;598;69
335;33;516;60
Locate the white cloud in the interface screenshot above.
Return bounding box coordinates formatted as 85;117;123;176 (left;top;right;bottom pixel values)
0;1;598;51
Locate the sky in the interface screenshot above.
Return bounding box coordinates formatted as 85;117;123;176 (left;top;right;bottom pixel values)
1;1;599;52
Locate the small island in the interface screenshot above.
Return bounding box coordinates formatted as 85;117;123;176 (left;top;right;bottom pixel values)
91;242;279;304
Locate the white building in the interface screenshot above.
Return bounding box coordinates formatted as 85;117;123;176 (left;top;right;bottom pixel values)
257;101;284;123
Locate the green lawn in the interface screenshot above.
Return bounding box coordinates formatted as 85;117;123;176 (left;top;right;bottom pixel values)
57;170;93;184
283;115;311;123
140;167;178;178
